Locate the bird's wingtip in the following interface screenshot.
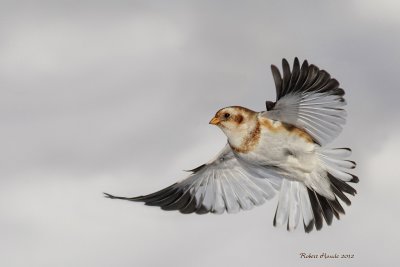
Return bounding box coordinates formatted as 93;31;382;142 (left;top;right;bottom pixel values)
103;192;116;199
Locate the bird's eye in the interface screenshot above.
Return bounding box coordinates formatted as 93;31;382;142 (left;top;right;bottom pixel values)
224;113;230;119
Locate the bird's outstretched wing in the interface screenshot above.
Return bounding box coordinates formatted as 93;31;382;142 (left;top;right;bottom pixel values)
104;144;282;214
262;58;346;145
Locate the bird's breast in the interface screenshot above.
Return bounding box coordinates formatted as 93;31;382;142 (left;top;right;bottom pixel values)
229;121;261;154
233;117;317;175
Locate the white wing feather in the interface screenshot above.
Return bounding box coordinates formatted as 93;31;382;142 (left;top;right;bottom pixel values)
106;144;282;214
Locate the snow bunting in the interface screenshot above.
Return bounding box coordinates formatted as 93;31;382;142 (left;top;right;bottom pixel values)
105;58;358;232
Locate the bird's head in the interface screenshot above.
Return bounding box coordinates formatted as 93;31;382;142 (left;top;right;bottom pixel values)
209;106;258;146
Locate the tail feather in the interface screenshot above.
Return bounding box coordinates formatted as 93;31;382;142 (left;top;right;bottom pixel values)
274;181;316;231
273;179;291;227
287;182;301;230
328;173;357;195
273;147;358;232
307;187;324;231
298;184;314;232
315;191;334;225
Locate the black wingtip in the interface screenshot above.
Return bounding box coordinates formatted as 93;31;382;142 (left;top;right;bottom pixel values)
104;192;117;199
337;147;352;152
271;65;280;75
185;164;206;173
292;58;300;71
347;160;357;169
104;192;143;201
350;174;359;183
282;58;290;66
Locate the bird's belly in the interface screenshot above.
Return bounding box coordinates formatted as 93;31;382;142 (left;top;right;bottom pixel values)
235;130;317;179
237;134;292;165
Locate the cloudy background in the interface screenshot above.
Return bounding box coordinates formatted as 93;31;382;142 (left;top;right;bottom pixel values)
1;0;399;266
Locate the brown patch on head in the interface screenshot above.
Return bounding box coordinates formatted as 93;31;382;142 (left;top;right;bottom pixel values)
230;121;261;153
214;106;256;127
234;114;244;124
217;106;255;115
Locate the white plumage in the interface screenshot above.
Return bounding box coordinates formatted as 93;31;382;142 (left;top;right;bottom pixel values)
105;58;358;233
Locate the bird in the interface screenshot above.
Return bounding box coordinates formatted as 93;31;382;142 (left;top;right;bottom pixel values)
104;58;358;232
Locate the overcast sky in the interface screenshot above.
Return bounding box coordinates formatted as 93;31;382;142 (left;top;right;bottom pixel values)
1;1;399;266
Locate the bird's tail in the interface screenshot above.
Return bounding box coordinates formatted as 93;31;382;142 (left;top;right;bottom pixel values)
273;147;358;232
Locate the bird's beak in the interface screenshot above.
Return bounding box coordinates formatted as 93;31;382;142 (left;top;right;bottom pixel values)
209;117;220;125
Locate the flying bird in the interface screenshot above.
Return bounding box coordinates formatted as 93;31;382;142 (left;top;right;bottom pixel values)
104;58;358;232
